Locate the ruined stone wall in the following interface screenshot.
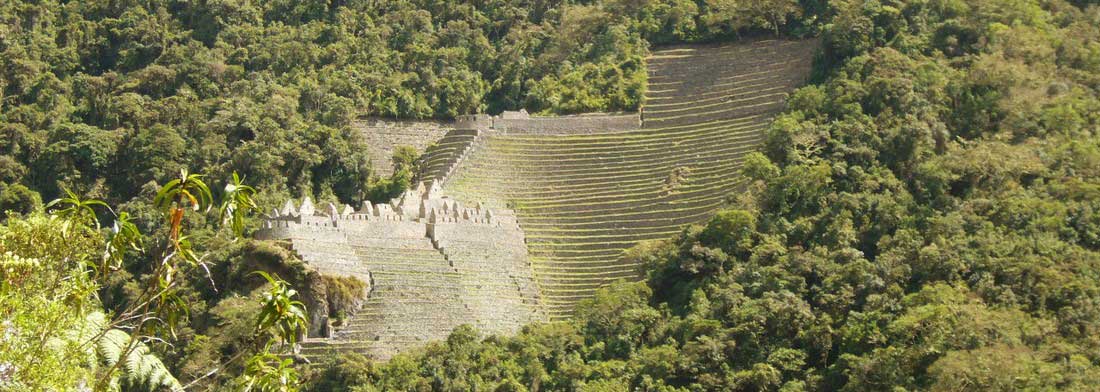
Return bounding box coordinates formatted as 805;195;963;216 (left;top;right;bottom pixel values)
454;114;493;130
490;111;640;135
426;199;542;331
257;182;544;359
354;118;453;175
415;129;482;186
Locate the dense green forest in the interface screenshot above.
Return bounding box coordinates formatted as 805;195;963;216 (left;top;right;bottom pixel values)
3;0;1100;391
299;1;1100;390
0;0;811;208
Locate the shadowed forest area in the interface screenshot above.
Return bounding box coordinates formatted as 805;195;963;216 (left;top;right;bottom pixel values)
3;0;1100;391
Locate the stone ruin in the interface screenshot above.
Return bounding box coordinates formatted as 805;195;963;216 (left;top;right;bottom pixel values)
353;118;452;175
264;37;819;360
258;180;544;360
484;110;640;135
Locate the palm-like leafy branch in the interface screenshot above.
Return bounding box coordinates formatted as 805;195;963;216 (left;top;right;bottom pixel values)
45;188;110;234
154;169;213;243
44;171;299;390
102;212;143;274
220;172;258;238
235;347;299;392
253;271;308;345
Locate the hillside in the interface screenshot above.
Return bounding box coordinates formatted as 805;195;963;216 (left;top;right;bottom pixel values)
250;37;816;361
302;2;1100;391
5;1;1100;391
445;38;817;318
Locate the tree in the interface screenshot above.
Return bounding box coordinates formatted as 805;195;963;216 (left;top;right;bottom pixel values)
0;183;41;219
17;170;309;391
703;0;803;36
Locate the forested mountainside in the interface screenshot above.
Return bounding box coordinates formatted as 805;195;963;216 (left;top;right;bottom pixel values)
0;0;810;209
305;1;1100;390
3;0;1100;391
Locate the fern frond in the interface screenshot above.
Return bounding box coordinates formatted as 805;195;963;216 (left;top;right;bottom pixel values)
96;328;184;392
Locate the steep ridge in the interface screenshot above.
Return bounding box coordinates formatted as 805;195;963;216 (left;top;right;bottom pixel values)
443;38;818;318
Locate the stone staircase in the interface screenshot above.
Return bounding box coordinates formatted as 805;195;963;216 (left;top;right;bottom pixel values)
416;129;481;185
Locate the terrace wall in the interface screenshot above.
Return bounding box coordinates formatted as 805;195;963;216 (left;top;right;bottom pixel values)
357;111;639;179
441;37;819;319
354;118;452;174
490;112;640;135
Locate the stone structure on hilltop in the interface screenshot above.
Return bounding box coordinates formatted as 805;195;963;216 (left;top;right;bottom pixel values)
484;110;640;135
258;181;544;360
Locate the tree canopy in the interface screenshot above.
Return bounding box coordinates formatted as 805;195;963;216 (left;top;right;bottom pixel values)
3;0;1100;391
0;0;812;208
301;1;1100;391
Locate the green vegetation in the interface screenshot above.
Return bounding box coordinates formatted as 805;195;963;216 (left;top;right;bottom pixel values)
302;1;1100;391
0;0;809;209
364;146;420;203
445;38;816;318
2;0;1100;391
1;171;310;391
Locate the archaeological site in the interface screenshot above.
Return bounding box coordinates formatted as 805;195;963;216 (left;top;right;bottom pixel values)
259;37;819;360
15;0;1100;388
